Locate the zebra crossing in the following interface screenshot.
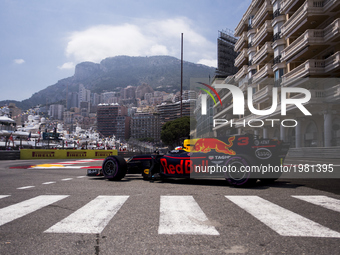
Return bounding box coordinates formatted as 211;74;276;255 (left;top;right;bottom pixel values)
0;194;339;238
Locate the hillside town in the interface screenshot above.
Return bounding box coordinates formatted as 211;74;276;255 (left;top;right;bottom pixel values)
0;83;197;150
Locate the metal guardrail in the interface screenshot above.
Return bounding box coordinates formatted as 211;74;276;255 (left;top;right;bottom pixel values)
0;151;20;160
287;147;340;159
117;151;152;158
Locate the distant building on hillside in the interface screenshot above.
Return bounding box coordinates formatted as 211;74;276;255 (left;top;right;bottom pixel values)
49;104;64;120
97;104;130;140
157;99;196;126
130;112;160;142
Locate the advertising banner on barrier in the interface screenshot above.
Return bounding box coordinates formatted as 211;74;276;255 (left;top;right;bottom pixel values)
20;149;118;160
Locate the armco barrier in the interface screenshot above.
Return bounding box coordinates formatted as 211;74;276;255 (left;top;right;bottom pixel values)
0;151;20;160
117;151;148;158
287;147;340;159
20;149;117;160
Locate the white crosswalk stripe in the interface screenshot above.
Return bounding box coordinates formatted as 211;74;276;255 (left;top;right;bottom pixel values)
0;195;69;227
158;196;219;235
225;195;340;238
0;194;339;238
292;196;340;213
45;195;129;234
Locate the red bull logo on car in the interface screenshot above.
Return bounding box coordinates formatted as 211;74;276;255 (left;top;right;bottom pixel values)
193;137;236;155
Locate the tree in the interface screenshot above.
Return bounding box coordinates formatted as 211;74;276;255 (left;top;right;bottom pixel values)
161;116;196;149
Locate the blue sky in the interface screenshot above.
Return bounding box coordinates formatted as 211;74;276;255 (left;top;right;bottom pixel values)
0;0;251;101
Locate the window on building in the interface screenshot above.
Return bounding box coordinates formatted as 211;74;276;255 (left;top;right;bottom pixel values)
273;0;281;17
274;20;284;39
274;69;284;86
248;15;254;29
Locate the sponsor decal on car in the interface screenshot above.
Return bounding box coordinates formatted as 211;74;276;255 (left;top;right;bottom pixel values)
193;137;236;155
255;148;272;159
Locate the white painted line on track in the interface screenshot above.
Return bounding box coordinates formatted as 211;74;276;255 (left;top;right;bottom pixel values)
33;166;82;169
17;186;35;190
42;182;56;185
76;176;86;178
0;195;68;227
61;178;73;181
0;195;10;200
44;195;129;234
158;196;219;235
292;196;340;213
226;196;340;238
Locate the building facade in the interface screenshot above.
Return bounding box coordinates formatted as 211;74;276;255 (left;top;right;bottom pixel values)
213;0;340;147
96;104;130;140
130;112;161;142
217;29;239;76
157;99;196;126
49;104;64;120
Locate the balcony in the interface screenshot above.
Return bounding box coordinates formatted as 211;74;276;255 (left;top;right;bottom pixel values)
252;0;273;28
214;101;233;119
252;20;273;47
290;89;325;104
324;51;340;73
235;49;249;68
325;84;340;103
281;0;329;38
235;19;247;37
235;65;249;81
234;32;248;52
252;63;274;83
281;29;325;62
252;42;274;65
253;85;273;103
323;0;340;13
282;52;340;82
323;18;340;43
280;0;307;14
282;59;326;85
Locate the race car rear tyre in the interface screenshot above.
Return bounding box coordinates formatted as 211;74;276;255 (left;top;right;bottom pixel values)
225;157;256;187
102;156;127;181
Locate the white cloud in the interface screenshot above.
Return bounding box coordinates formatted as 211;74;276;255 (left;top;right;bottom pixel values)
198;59;217;68
61;18;217;68
58;62;75;70
13;59;25;64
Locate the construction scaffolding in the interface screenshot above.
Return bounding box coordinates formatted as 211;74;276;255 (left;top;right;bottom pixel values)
217;29;238;77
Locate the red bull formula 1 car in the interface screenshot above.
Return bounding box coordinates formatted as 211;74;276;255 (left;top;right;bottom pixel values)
88;135;289;186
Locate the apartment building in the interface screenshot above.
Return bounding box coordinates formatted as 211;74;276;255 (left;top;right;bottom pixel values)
49;104;64;120
97;104;130;140
157;99;196;126
130;112;161;142
213;0;340;147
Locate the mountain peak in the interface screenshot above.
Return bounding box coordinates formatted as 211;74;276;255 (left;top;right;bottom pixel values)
2;55;216;110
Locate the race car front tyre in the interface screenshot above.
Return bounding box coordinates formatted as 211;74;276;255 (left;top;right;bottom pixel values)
102;156;127;181
225;156;256;187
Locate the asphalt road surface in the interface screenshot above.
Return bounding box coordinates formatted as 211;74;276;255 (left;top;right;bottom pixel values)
0;157;339;255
